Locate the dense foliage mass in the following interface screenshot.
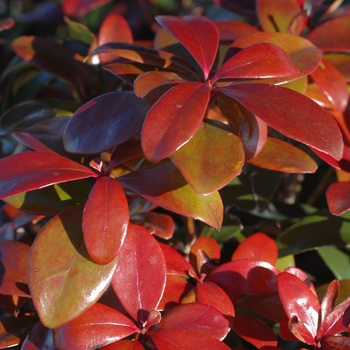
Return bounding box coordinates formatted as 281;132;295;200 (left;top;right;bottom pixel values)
0;0;350;349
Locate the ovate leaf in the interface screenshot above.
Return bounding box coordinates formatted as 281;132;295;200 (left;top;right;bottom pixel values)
156;15;219;80
64;92;150;154
221;84;343;160
112;224;166;323
326;182;350;216
53;303;139;350
118;161;223;230
142;82;211;162
0;151;98;199
83;176;129;264
170;121;244;194
28;206;118;328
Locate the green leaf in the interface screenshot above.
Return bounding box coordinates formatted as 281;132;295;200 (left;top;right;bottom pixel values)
317;247;350;280
28;206;118;328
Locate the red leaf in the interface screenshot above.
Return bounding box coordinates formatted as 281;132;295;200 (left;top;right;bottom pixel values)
100;339;144;350
53;303;139;350
0;240;30;297
232;313;277;350
64;92;150;154
141;82;211;162
322;297;350;337
156;15;219;80
326;182;350;215
321;335;350;350
283;267;317;295
158;242;194;276
220;84;343;160
196;281;235;318
310;59;349;112
112;223;167;323
247;137;318;173
320;280;340;325
28;206;118;328
213;43;298;81
169;121;244;194
307;17;350;52
208;260;279;295
98;13;133;45
62;0;112;17
214;20;260;44
157;303;229;340
130;212;174;240
83;177;129;264
0;151;97;199
277;272;320;344
149;329;231;350
231;232;278;266
118;161;223;230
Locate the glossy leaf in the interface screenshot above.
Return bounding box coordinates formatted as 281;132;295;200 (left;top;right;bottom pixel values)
208;260;279;295
229;32;322;82
130;212;174;239
231;232;278;266
283;267;317;295
118;161;223;230
170;121;244;194
98;13;133;45
322;297;350;336
277;272;320;344
326;182;350;215
320;280;340;325
83;176;129;264
310;59;349;112
196;281;235;318
156;15;219;80
217;96;267;160
220;84;343;160
318;247;350;280
134;71;184;99
21;322;54;350
157;303;229;340
112;223;166;323
307;17;350;52
232;313;277;350
0;151;97;199
247;137;318;173
149;329;231;350
3;180;92;216
53;303;139;350
0;240;29;297
28;206;118;328
321;335;350;349
100;339;144;350
189;236;221;271
0;316;38;349
64;92;150;154
256;0;304;34
142;82;210;162
213;43;299;81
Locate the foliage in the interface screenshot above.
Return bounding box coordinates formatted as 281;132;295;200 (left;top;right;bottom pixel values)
0;0;349;349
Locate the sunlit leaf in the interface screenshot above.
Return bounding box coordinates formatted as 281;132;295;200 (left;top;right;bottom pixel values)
170;121;244;194
307;17;350;52
318;247;350;280
231;232;278;265
98;13;133;45
326;182;350;215
319;280;339;325
99;339;144;350
322;296;350;336
156;15;219;80
118;161;223;230
28;206;118;328
0;240;30;297
53;303;139;350
220;84;343;160
213;43;299;81
0;151;97;199
247;137;318;173
277;272;319;344
83;176;129;264
324;53;350;82
142;82;210;162
64;91;150;154
112;223;166;323
214;21;260;44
